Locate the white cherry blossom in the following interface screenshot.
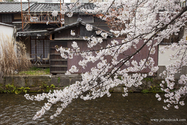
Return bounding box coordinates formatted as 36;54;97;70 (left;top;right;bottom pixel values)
86;24;93;31
71;30;76;36
25;0;187;120
52;10;58;17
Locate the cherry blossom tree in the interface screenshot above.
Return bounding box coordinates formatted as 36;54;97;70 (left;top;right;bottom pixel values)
25;0;187;120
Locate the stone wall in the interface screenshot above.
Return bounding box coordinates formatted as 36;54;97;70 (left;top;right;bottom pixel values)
0;71;3;91
1;74;82;93
1;65;186;93
157;66;187;79
0;74;162;93
0;71;3;84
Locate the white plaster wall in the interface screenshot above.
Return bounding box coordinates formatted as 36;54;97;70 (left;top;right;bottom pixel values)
158;45;183;66
0;24;15;58
158;24;187;66
0;25;14;39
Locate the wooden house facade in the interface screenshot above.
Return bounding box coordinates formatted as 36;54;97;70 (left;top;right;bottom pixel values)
49;19;112;74
0;2;34;29
0;2;160;75
49;19;159;75
15;2;111;74
0;2;186;76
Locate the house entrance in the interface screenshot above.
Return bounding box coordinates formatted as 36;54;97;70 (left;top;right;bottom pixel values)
30;36;50;64
50;41;67;74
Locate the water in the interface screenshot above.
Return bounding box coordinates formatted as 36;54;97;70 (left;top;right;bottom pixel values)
0;93;186;125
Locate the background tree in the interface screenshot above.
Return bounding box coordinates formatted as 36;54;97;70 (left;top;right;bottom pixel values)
25;0;187;120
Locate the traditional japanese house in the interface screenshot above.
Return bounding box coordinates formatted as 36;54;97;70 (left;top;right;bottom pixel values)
0;2;33;29
49;18;112;74
16;2;62;67
1;2;186;77
16;2;111;72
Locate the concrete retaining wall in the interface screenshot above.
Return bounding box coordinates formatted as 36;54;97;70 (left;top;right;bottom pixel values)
0;74;162;93
157;66;187;79
0;72;3;84
0;74;82;93
1;65;186;93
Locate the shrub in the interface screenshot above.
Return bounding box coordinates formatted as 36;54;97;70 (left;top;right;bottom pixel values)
0;35;31;75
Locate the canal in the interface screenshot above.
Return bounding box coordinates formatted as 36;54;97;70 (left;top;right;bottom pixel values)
0;93;186;125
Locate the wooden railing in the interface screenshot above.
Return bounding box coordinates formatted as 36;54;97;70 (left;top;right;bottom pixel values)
22;12;62;24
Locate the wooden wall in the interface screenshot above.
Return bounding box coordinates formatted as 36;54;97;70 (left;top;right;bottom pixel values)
67;38;158;74
50;41;67;74
54;25;101;40
55;26;80;39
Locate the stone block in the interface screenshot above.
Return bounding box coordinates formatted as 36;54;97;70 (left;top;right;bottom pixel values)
25;76;49;87
27;76;34;87
51;76;70;87
13;76;25;87
69;75;82;85
113;87;123;93
4;76;14;85
0;71;3;84
60;76;70;87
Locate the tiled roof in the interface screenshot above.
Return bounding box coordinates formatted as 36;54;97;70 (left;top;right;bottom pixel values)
17;23;59;36
0;2;34;13
29;3;61;12
70;3;95;13
53;18;112;36
24;24;59;31
0;2;95;13
28;3;95;13
0;22;14;27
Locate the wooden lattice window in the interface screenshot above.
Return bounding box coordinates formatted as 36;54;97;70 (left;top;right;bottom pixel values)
2;14;12;23
30;38;50;59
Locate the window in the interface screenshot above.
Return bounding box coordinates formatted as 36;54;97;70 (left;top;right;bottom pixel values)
36;40;43;57
44;40;50;58
31;39;50;59
2;14;12;23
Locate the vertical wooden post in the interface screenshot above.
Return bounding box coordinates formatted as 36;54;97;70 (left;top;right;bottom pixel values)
28;0;30;22
60;0;62;27
21;0;23;31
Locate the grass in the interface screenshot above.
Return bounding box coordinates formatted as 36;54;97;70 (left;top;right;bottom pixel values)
141;85;163;93
18;67;50;75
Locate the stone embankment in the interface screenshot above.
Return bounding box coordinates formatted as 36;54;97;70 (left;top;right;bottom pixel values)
1;66;185;93
0;73;163;93
0;74;82;93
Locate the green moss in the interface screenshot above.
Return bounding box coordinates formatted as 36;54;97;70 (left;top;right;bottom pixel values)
141;85;163;93
141;89;149;93
109;88;114;93
50;84;55;88
143;77;153;82
57;77;61;83
0;84;3;93
17;86;30;94
128;90;134;93
44;68;50;74
3;84;30;94
18;67;50;76
39;83;56;93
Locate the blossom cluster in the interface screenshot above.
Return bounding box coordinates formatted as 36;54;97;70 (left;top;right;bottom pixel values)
24;0;187;120
158;40;187;110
